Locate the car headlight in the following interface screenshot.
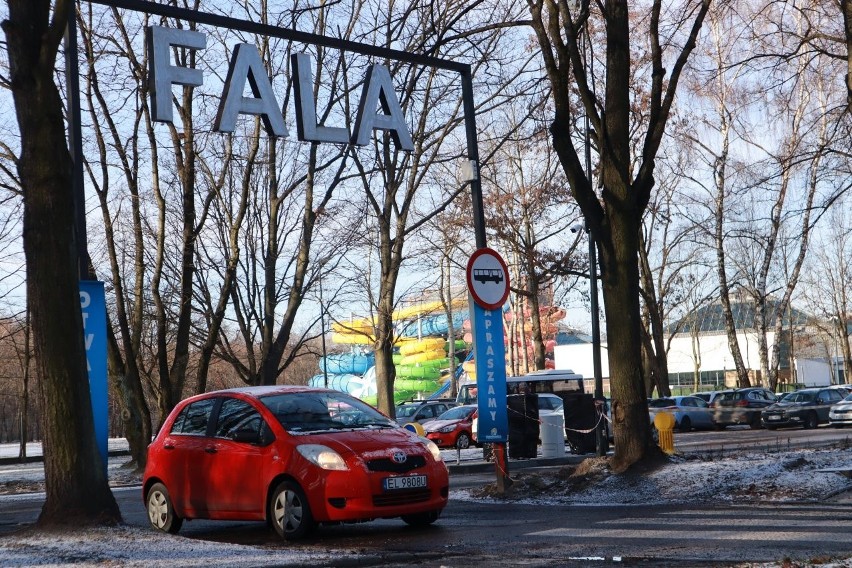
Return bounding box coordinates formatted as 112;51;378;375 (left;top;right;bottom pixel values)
437;425;455;433
297;444;348;471
422;438;443;462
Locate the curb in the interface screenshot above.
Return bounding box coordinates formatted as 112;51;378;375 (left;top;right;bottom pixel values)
0;449;128;467
1;449;591;474
446;453;590;475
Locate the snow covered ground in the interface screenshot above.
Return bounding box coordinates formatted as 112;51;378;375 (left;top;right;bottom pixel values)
1;442;851;566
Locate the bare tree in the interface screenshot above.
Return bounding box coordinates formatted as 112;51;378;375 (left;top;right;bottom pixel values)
527;0;710;471
2;0;120;525
486;125;583;372
801;203;852;382
348;0;535;416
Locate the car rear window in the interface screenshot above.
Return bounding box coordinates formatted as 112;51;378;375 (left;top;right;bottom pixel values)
649;399;675;408
215;398;263;438
171;398;216;435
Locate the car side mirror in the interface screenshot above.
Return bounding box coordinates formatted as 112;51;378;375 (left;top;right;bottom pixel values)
231;428;261;444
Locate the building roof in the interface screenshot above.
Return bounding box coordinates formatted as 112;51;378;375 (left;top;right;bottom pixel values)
670;298;811;335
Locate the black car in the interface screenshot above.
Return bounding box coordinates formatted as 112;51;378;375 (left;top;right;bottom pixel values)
710;388;778;429
761;387;846;430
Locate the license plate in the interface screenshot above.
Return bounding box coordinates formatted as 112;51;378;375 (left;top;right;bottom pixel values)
383;475;427;491
767;415;780;421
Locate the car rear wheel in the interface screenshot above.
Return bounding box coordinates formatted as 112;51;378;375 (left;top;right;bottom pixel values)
401;509;441;527
749;413;763;430
456;432;472;449
146;482;183;534
677;417;691;432
270;480;315;540
804;412;819;430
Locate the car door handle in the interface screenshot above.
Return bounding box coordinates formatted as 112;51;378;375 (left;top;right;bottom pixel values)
205;447;217;454
163;443;174;450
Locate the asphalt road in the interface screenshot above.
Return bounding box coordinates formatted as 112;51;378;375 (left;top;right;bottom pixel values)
3;426;852;566
3;467;852;566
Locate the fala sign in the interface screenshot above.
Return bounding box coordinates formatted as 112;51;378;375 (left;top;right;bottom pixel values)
146;25;414;151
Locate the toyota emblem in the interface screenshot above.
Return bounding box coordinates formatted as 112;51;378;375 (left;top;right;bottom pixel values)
392;451;407;464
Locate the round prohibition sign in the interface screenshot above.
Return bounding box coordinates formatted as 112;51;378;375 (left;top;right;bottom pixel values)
466;247;510;310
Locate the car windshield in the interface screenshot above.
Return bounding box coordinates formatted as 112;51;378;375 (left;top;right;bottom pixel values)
261;391;396;434
437;406;476;420
649;398;675;408
845;393;852;402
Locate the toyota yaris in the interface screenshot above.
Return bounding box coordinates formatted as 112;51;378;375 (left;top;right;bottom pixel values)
143;386;449;539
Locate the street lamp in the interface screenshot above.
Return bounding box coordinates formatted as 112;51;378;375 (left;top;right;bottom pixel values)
319;271;329;389
571;223;607;456
571;3;606;457
830;316;840;385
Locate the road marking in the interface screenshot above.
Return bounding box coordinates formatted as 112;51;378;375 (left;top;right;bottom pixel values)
600;517;850;528
528;528;849;542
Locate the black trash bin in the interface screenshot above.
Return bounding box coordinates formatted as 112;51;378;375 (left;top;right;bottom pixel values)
507;393;539;459
560;393;596;454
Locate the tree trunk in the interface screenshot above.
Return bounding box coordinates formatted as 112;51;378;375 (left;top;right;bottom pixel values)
3;0;121;525
842;0;852;108
714;149;750;387
598;212;657;472
106;324;150;468
375;284;397;415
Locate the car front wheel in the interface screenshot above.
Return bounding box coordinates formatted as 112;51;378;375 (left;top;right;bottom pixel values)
804;412;819;430
271;480;316;540
456;432;472;449
146;482;183;534
401;509;441;527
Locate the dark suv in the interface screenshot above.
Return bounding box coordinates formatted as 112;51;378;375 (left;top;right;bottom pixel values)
710;388;778;429
761;387;846;430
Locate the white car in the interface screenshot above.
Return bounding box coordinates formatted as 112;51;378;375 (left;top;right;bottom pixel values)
536;393;565;419
829;392;852;427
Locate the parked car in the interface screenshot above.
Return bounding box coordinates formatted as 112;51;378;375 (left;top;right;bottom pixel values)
648;396;714;432
692;391;723;405
829;392;852;427
395;399;457;425
143;386;449;540
711;388;778;429
762;387;847;429
537;393;565;419
422;405;478;449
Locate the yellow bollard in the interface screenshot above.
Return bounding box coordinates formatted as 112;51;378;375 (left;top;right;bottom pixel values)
654;411;676;454
403;422;425;436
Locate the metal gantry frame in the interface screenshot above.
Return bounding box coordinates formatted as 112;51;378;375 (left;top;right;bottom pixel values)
69;0;488;276
68;0;504;477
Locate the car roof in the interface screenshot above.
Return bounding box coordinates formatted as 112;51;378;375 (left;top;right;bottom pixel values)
199;385;324;398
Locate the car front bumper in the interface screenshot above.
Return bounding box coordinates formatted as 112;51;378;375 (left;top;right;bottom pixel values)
829;409;852;426
304;465;449;523
762;413;804;427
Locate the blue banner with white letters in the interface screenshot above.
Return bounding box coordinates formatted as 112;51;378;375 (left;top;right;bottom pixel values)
470;300;508;443
80;281;108;472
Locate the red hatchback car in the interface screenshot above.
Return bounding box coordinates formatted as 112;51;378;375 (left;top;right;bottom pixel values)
422;405;478;449
143;386;449;539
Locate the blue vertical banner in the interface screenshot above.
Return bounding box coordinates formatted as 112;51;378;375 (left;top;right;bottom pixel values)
470;301;508;443
80;281;108;472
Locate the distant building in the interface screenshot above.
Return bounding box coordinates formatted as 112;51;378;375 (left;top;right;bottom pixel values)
554;299;841;394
